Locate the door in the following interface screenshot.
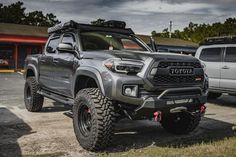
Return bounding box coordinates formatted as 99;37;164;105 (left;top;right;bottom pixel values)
52;33;77;97
199;47;223;89
220;46;236;90
39;36;60;90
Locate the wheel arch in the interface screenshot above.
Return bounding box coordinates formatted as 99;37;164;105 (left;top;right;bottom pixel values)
25;64;38;82
73;67;105;97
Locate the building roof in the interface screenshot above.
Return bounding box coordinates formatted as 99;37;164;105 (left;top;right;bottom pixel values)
136;34;198;47
0;23;48;37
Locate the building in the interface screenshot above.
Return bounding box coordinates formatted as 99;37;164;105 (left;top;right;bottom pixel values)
0;23;48;70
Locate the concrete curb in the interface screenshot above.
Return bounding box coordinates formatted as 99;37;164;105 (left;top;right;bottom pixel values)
0;69;24;73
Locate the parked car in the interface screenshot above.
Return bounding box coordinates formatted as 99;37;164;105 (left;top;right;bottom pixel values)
195;36;236;99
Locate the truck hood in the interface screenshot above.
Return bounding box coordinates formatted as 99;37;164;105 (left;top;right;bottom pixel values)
82;50;199;62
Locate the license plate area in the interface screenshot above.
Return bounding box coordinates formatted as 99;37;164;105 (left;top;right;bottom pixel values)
166;98;193;105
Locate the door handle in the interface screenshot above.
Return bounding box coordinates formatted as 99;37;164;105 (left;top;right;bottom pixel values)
222;66;230;69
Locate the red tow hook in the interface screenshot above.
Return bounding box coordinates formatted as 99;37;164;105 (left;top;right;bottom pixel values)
200;105;206;114
154;111;162;122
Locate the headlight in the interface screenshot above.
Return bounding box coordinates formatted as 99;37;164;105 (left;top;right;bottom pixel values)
104;58;144;74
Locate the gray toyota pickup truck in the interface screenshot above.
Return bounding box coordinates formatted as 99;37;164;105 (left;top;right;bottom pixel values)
24;20;208;151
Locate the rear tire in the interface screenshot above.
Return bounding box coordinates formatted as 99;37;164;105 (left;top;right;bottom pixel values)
73;88;115;151
208;92;222;99
161;112;201;134
24;77;44;112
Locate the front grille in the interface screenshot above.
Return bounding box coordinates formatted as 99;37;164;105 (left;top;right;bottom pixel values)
153;75;204;84
158;61;201;68
150;61;204;86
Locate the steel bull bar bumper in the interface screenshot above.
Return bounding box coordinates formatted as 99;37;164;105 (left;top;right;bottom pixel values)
135;87;207;118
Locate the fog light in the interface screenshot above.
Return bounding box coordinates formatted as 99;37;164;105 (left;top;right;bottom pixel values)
123;85;138;97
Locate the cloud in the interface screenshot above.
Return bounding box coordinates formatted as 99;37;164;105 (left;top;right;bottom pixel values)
113;0;216;15
1;0;236;34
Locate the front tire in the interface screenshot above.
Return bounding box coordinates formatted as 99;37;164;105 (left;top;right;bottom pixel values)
24;77;44;112
161;112;201;134
73;88;115;151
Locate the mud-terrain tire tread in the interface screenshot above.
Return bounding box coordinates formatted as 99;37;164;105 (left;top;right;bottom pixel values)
161;112;201;134
24;77;44;112
73;88;115;151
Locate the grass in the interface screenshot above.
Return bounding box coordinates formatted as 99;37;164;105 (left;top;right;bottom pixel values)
100;136;236;157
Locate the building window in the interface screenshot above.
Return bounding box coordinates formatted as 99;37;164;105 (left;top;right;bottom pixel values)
31;46;42;55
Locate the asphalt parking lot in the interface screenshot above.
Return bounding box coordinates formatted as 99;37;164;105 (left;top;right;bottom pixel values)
0;73;236;157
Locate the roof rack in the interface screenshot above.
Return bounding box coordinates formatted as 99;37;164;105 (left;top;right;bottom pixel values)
48;20;134;35
200;36;236;45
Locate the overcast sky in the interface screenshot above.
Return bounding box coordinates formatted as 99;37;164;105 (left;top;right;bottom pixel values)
1;0;236;34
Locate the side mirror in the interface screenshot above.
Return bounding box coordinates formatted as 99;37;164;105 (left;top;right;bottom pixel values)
57;43;82;59
57;43;74;52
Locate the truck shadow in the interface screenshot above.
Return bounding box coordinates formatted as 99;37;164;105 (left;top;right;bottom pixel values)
208;95;236;108
108;117;235;153
0;108;33;157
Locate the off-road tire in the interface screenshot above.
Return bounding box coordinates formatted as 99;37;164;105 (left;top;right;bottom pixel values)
208;92;222;99
73;88;115;151
161;112;201;134
24;77;44;112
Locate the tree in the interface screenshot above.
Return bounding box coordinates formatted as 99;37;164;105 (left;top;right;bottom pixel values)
160;28;169;38
0;1;60;27
0;1;26;24
151;30;157;37
151;18;236;43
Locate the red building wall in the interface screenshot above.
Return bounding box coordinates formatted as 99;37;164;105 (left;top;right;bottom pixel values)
0;34;48;69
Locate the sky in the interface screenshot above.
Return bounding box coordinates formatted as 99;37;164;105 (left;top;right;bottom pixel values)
1;0;236;35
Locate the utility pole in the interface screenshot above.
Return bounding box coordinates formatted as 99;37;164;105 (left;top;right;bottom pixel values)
169;21;172;38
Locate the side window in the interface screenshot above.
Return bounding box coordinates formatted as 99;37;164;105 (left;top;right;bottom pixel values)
225;47;236;62
199;48;222;62
46;37;60;53
61;34;75;45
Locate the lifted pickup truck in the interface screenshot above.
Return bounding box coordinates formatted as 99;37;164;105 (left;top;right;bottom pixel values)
24;20;208;151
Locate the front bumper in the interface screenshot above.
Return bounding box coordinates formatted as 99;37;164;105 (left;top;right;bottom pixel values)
135;87;207;117
102;72;208;117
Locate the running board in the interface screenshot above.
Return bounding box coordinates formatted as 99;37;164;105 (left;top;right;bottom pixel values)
38;90;74;106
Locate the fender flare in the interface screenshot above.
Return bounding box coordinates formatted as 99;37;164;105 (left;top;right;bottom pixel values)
73;67;105;97
25;64;39;82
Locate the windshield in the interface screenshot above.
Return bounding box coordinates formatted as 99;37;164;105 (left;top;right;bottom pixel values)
80;32;148;52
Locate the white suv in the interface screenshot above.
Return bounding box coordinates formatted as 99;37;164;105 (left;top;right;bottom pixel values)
195;39;236;99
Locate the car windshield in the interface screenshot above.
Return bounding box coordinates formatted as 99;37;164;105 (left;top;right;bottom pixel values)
80;32;148;52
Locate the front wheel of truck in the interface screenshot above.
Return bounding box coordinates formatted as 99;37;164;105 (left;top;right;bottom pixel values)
24;77;44;112
73;88;115;151
161;112;201;134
